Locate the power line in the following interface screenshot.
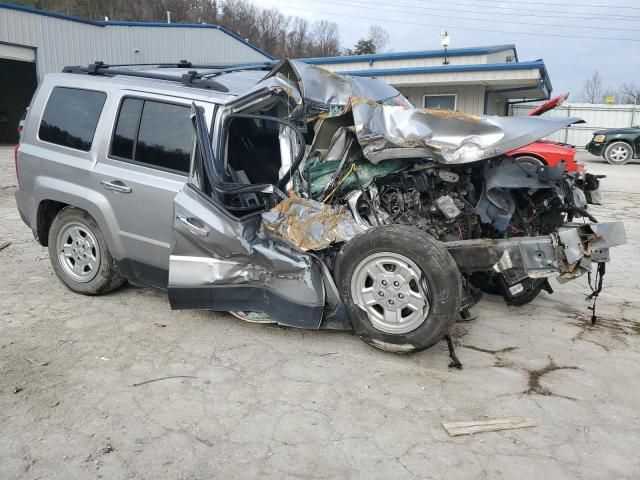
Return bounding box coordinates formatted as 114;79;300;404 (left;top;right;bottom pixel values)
434;0;640;11
325;0;640;32
384;0;640;22
279;3;640;43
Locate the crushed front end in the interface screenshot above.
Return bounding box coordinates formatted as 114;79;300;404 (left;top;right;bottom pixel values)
189;59;627;353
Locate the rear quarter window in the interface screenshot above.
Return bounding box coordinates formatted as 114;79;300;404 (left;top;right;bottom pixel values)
38;87;106;151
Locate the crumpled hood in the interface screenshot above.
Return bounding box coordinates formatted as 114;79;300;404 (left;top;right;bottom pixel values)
258;59;583;164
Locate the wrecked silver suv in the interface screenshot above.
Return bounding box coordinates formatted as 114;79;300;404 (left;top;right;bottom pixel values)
15;59;626;354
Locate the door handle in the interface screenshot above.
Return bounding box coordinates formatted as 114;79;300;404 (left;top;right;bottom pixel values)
100;180;132;193
177;215;209;236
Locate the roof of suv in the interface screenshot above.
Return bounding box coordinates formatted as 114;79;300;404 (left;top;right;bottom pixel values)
51;65;274;104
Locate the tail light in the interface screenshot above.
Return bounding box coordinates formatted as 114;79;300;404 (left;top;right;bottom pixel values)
14;144;19;182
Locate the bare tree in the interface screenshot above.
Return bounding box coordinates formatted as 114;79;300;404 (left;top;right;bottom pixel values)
188;0;218;24
368;25;389;53
618;82;640;105
220;0;260;45
578;71;604;103
256;7;288;57
285;17;312;57
310;20;340;57
16;0;349;58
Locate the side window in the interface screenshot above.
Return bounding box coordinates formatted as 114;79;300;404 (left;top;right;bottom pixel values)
111;98;143;160
39;87;106;151
109;98;193;174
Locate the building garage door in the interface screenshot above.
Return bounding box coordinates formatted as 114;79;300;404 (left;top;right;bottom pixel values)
0;42;37;144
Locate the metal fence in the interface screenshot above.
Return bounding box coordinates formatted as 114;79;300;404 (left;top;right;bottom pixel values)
510;102;640;149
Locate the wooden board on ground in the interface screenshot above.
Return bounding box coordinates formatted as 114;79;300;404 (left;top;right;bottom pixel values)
443;417;536;436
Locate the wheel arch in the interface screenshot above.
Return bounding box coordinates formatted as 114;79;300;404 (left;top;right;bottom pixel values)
36;199;68;246
32;177;125;258
510;152;547;164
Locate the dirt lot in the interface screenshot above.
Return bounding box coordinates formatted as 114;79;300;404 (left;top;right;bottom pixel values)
1;147;639;479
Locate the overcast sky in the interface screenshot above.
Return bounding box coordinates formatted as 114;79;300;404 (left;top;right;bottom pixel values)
251;0;640;97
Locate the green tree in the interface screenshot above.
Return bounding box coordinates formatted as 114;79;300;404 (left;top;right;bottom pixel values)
348;38;376;55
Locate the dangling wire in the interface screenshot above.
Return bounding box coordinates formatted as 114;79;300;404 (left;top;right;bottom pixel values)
323;164;357;202
586;261;606;325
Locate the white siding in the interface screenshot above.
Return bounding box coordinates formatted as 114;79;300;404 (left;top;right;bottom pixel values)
486;49;516;64
344;68;541;88
315;54;487;73
0;8;270;81
399;85;486;115
511;102;640;148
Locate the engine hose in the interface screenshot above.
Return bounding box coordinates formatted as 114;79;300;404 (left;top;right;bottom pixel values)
573;206;598;223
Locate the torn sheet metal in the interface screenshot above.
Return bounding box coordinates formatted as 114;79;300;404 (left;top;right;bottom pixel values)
261;197;364;251
556;221;627;278
256;59;584;165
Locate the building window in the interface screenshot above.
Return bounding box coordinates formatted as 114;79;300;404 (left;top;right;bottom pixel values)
39;87;106;151
423;94;457;111
109;98;193;175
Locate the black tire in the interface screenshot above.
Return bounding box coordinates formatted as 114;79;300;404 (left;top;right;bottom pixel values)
48;207;125;295
470;272;548;306
496;276;548;307
335;225;462;353
604;141;633;165
469;272;502;296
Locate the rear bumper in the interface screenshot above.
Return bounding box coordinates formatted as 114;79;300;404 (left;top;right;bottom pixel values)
14;189;31;228
586;141;606;156
444;222;626;280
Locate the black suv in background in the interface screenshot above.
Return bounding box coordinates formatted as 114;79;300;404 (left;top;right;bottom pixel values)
587;126;640;165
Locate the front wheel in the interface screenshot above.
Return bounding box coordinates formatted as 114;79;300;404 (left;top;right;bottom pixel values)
335;225;462;353
604;141;633;165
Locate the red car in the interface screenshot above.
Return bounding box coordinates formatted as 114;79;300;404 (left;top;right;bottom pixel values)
505;93;584;174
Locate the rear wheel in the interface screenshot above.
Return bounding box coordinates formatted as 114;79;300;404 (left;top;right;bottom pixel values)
335;225;462;353
604;141;632;165
48;207;125;295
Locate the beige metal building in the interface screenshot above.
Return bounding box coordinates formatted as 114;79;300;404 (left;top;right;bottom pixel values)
304;45;552;116
0;3;272;143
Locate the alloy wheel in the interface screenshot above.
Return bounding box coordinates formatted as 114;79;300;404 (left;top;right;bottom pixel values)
56;221;101;282
350;252;430;334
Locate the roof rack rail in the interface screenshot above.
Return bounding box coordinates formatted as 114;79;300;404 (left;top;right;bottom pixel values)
158;61;274;70
61;61;241;93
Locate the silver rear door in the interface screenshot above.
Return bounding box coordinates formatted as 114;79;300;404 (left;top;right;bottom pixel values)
94;92;215;287
168;184;325;328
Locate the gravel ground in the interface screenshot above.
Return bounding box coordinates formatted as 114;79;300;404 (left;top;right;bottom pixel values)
1;147;639;480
